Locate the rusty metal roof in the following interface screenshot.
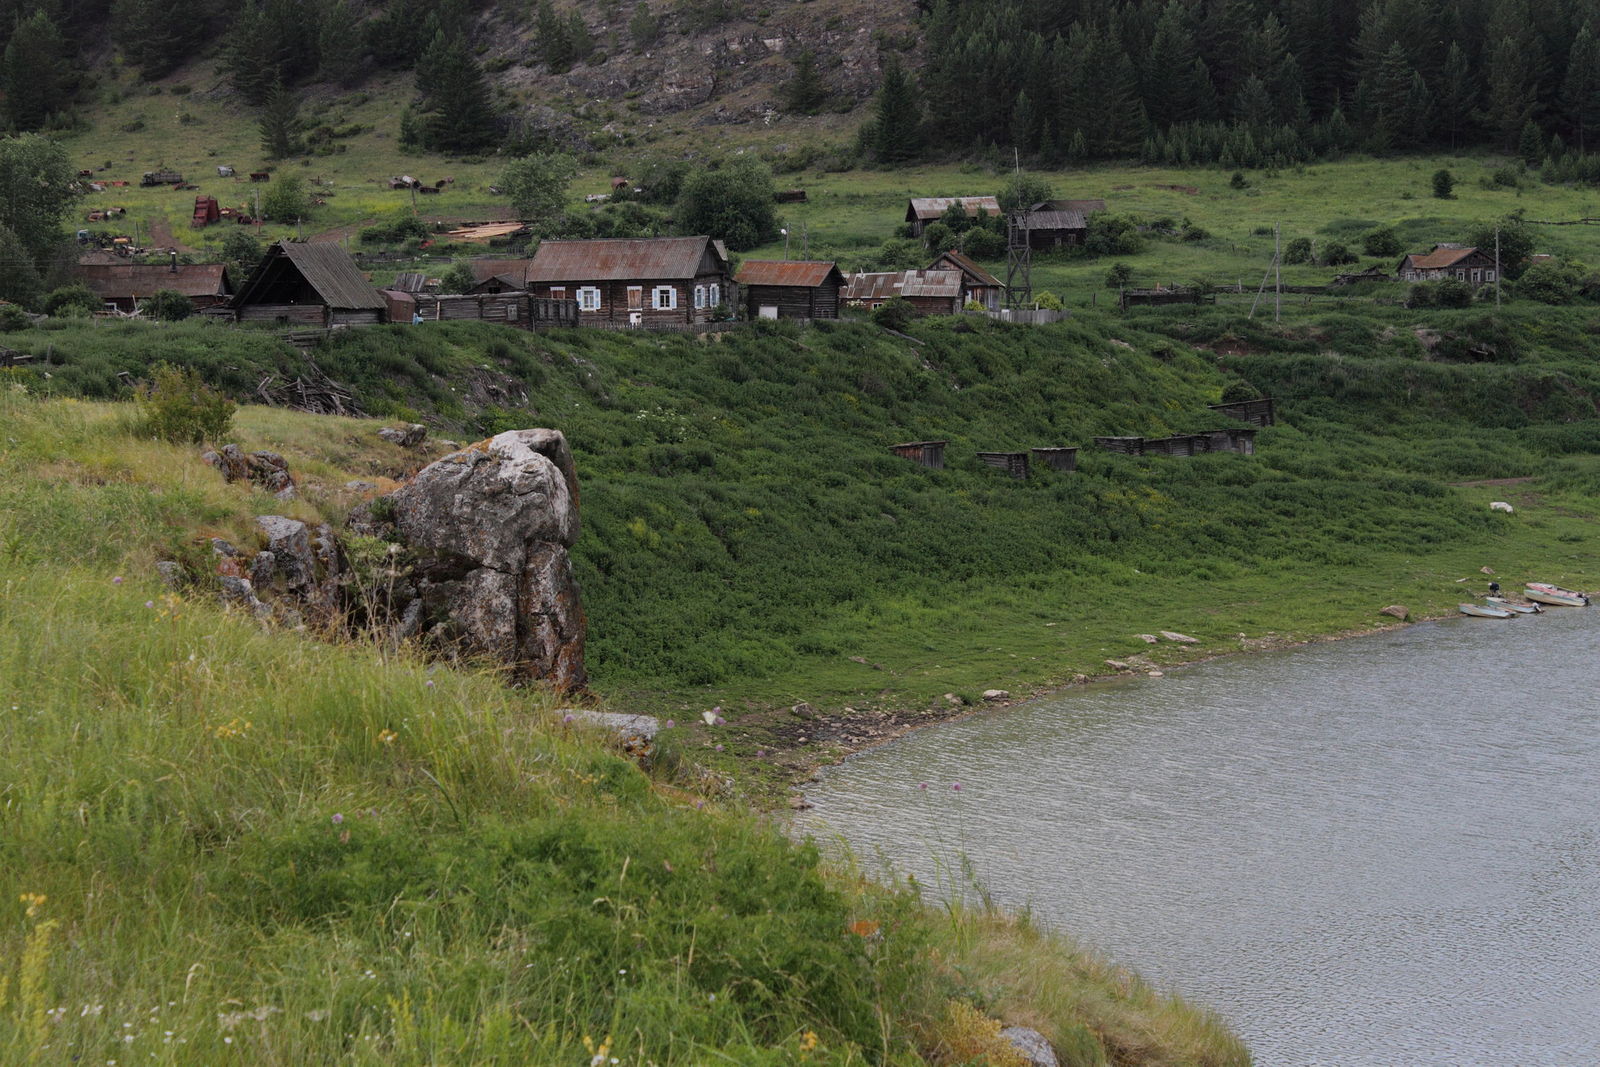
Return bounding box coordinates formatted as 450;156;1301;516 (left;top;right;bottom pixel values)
1401;245;1487;270
929;249;1003;288
467;259;532;284
525;236;726;283
78;262;231;300
906;196;1001;222
734;260;841;287
843;269;962;301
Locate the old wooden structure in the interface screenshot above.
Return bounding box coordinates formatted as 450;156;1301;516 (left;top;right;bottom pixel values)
382;289;581;330
976;451;1030;479
843;269;964;316
1119;287;1213;310
734;260;844;320
231;241;386;327
1030;446;1078;472
1396;245;1498;284
191;196;220;229
1207;398;1276;427
140;170;183;187
77;261;233;314
521;236;733;327
1020;198;1107;250
774;189;808;204
927;250;1005;311
889;440;947;468
1094;429;1256;457
904;196;1002;237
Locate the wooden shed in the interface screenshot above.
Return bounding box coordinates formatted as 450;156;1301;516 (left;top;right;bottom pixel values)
230;241;387;327
1207;398;1275;427
1020;198;1106;250
927;249;1005;311
734;260;843;320
976;451;1030;479
1030;447;1078;472
889;440;947;469
904;196;1002;237
843;270;963;316
77;261;233;314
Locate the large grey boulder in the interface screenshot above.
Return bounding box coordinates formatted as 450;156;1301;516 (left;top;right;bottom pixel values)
388;430;587;691
999;1026;1060;1067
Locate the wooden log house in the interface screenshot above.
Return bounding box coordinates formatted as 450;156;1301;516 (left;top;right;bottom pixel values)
230;241;387;327
733;260;844;320
77;261;233;315
521;236;733;327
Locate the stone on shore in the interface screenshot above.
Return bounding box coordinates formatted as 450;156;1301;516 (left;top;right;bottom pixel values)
981;689;1011;702
1379;604;1409;620
1160;631;1198;643
1000;1026;1060;1067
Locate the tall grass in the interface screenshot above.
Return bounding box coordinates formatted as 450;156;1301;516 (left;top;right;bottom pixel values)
0;384;1250;1065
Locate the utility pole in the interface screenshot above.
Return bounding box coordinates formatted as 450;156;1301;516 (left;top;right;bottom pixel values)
1495;226;1502;307
1274;222;1282;323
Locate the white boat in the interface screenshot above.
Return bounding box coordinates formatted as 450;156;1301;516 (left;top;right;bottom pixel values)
1459;602;1515;618
1485;597;1541;614
1524;585;1589;607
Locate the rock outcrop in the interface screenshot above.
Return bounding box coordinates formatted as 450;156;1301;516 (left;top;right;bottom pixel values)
203;444;296;498
387;430;587;692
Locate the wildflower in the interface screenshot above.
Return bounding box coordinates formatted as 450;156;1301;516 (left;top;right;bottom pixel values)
756;749;766;757
952;782;962;791
918;782;928;790
331;814;344;825
112;576;123;585
664;719;675;728
19;892;45;918
799;1030;820;1052
563;713;574;723
376;729;398;745
424;680;435;689
701;710;717;726
144;601;155;609
715;715;726;726
715;744;724;752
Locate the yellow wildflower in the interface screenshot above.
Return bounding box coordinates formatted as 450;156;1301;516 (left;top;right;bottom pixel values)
18;893;46;918
377;729;398;745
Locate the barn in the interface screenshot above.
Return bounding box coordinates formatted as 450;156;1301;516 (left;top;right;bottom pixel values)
904;196;1002;237
230;241;386;326
77;261;233;315
733;260;844;320
927;250;1005;311
842;269;963;316
1020;198;1106;249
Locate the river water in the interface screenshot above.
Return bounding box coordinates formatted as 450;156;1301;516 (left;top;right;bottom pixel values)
795;608;1600;1066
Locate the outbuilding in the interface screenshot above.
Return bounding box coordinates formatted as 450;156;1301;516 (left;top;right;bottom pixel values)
733;260;844;320
230;241;387;326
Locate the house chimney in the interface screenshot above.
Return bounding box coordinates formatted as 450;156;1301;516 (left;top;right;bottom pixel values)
169;250;177;273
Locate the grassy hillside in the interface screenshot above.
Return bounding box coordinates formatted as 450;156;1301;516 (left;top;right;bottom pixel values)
0;385;1247;1066
7;308;1598;783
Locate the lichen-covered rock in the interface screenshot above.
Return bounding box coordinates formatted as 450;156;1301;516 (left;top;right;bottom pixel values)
208;444;296;495
388;430;586;691
378;423;428;447
999;1026;1060;1067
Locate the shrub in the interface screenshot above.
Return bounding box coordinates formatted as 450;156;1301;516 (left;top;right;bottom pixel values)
143;289;194;321
134;363;236;443
43;283;101;317
921;220;954;252
1515;260;1582;305
1435;278;1475;308
1320;241;1357;266
1085;213;1144;256
1229;171;1248;190
960;226;1006;260
872;297;915;331
439;260;478;294
0;303;27;330
1180;219;1210;242
1034;290;1063;310
1105;263;1133;289
1283;237;1313;265
1432;168;1455;199
874;237;923;271
1407;283;1436;308
1362;227;1403;258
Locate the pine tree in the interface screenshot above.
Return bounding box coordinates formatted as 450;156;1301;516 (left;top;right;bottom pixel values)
1483;35;1541;151
629;2;659;49
1437;41;1476;149
567;10;594;63
1232;75;1274;130
1518;118;1545;164
1403;70;1434;147
1;11;67;132
1563;22;1600;152
1144;1;1206;128
872;55;922;163
318;0;364;87
113;0;203;80
784;50;828;114
538;0;573;71
259;83;305;159
415;31;500;153
1011;89;1037;153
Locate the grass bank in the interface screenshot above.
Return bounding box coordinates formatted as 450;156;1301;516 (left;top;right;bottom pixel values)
0;385;1247;1065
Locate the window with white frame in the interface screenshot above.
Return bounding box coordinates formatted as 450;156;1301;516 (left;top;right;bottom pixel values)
653;285;676;310
709;283;720;307
577;286;602;311
1486;269;1497;281
694;285;706;308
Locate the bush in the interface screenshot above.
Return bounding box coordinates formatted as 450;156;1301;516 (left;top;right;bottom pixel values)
1435;278;1475;308
1432;169;1455;199
143;289;193;321
134;363;236;443
1034;290;1063;310
960;226;1006;260
872;297;915;332
1229;171;1248;190
1407;283;1436;308
1105;263;1133;289
1320;241;1357;266
1362;227;1403;258
43;283;100;317
360;213;431;246
921;220;954;253
0;303;28;331
1180;219;1210;242
1085;213;1144;256
1515;260;1582;305
1283;237;1313;265
874;237;924;271
439;260;478;294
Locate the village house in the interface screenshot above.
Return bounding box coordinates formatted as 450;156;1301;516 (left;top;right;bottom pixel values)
1019;198;1106;250
76;259;233;315
521;236;732;327
230;241;386;326
927;250;1006;311
904;196;1002;237
1396;244;1498;283
733;260;844;320
842;269;964;316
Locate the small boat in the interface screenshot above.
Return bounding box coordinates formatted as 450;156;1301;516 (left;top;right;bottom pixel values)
1524;585;1590;607
1486;597;1541;614
1459;602;1516;618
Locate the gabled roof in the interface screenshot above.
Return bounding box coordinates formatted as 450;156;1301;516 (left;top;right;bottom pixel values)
524;236;726;283
78;262;231;301
467;259;533;286
906;196;1002;222
929;249;1003;288
1399;245;1488;271
1023;209;1091;231
843;269;963;301
233;241;385;309
734;260;842;288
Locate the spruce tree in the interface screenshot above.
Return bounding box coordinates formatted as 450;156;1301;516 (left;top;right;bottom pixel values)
415;31;500;153
1518;119;1546;165
318;1;364;87
1563;22;1600;152
629;1;659;49
784;50;828;114
538;0;573;72
872;55;922;163
259;83;305;159
1;11;67;132
1483;35;1541;151
1011;89;1037;153
1437;42;1476;149
1144;1;1205;128
567;10;594;63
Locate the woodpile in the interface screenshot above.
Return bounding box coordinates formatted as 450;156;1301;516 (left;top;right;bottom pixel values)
256;365;363;416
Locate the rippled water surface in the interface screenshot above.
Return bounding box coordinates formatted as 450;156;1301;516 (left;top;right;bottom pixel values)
796;609;1600;1066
